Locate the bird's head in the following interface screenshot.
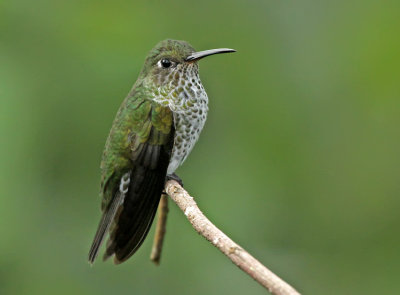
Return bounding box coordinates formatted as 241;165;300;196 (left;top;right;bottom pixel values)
139;39;235;88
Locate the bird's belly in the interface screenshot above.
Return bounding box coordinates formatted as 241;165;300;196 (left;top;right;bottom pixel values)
167;112;207;174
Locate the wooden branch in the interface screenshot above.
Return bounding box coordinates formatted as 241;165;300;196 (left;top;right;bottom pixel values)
165;180;301;295
150;194;169;265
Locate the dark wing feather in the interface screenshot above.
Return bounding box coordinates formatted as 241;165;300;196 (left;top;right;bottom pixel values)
88;95;174;264
88;190;125;264
104;135;173;263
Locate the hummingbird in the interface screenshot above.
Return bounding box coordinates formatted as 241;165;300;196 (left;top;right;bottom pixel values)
88;39;235;264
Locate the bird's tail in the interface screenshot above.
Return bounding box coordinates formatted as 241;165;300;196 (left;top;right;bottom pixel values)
88;164;164;264
104;165;163;264
88;172;131;264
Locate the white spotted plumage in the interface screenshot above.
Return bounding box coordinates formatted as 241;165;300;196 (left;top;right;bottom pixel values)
149;63;208;174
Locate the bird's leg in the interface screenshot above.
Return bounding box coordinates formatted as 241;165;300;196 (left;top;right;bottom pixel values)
161;173;183;195
165;173;184;187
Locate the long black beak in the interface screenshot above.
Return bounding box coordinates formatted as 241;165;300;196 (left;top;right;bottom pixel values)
185;48;236;62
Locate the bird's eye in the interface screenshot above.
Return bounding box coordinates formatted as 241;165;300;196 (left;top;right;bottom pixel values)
160;59;172;68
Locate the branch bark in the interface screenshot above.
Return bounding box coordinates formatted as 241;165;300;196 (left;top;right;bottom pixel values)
150;194;169;265
165;180;301;295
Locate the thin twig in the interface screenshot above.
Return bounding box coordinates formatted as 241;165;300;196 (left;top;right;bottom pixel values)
165;180;301;295
150;194;169;265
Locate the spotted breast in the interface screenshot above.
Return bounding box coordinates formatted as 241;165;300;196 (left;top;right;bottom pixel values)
150;62;208;174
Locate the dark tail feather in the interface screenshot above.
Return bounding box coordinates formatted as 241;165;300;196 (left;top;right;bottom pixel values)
103;165;164;264
88;190;125;264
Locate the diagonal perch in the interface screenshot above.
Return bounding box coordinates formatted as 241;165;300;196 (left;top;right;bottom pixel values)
164;180;301;295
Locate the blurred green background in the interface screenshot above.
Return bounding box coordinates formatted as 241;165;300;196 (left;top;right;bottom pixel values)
1;0;400;294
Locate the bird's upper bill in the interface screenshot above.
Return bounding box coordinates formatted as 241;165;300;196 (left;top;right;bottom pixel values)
185;48;236;62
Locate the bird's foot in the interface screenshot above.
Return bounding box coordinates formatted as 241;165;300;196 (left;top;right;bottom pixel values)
165;173;184;187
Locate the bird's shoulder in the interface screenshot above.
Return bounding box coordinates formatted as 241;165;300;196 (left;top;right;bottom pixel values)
99;90;174;210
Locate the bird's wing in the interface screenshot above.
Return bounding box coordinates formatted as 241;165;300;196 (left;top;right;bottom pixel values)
88;93;174;264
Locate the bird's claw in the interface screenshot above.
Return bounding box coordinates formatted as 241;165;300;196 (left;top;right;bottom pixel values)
165;173;184;187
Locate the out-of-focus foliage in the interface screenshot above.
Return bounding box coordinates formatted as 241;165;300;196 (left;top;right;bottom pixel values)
1;0;399;294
